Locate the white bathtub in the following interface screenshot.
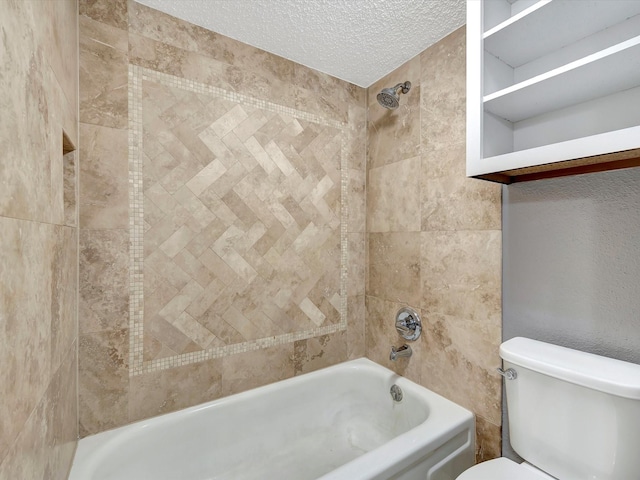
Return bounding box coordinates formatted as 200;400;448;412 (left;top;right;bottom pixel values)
69;358;474;480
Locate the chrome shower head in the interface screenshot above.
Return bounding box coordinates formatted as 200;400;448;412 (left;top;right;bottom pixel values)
377;81;411;110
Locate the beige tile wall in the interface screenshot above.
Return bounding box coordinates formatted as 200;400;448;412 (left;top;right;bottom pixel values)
365;28;503;462
133;68;346;370
77;2;502;464
0;0;79;478
78;0;366;436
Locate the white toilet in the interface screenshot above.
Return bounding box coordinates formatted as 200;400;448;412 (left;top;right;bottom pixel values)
457;337;640;480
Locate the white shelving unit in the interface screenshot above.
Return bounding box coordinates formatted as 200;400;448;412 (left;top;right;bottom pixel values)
467;0;640;183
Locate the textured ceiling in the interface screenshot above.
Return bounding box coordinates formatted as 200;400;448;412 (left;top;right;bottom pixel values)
134;0;466;87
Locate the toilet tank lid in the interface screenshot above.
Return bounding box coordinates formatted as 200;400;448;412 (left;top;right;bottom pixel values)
500;337;640;400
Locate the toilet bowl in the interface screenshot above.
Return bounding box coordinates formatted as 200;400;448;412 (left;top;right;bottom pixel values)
457;458;553;480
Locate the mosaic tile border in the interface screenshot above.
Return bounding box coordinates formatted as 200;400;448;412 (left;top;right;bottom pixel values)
128;65;349;376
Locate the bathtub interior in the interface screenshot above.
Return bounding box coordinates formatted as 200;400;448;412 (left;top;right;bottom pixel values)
71;360;470;480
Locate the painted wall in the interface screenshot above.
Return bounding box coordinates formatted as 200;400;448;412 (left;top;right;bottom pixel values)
364;28;503;462
0;0;79;478
78;0;366;436
502;167;640;457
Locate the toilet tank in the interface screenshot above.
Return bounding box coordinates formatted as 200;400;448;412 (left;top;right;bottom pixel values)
501;337;640;480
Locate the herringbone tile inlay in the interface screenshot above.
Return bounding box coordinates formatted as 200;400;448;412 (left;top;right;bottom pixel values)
139;75;345;364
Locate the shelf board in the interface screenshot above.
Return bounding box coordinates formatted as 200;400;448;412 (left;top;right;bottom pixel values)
468;125;640;177
473;152;640;184
483;0;551;39
484;0;640;68
483;36;640;123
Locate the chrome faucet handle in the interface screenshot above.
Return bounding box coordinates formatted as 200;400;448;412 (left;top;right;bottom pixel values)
396;315;416;337
395;307;422;341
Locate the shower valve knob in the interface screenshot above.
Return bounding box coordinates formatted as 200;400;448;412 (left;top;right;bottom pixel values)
395;307;422;341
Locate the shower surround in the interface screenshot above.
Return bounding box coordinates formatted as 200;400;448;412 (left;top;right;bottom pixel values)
78;0;366;436
78;0;501;466
365;28;503;460
0;0;79;477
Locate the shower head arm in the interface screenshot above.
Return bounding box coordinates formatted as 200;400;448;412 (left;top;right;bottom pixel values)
392;82;411;95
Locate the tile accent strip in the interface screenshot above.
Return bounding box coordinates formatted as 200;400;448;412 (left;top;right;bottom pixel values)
129;65;145;374
128;65;349;376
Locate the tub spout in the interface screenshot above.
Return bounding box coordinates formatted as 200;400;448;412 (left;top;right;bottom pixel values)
390;344;412;361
